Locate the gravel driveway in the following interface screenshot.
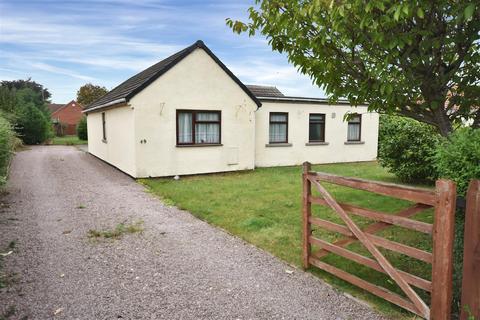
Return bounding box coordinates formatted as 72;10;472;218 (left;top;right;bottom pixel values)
0;146;385;320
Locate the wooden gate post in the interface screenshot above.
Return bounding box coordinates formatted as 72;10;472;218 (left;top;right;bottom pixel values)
460;180;480;320
431;179;456;320
302;162;312;270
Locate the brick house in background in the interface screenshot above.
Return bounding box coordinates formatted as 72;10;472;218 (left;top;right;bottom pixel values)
48;100;84;135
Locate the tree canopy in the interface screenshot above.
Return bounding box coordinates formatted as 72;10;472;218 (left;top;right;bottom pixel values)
227;1;480;136
1;78;51;102
76;83;108;106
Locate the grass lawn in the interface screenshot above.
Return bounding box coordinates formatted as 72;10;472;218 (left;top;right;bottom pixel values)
140;162;435;319
50;135;87;145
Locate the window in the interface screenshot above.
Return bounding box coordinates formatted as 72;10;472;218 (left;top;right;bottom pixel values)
347;114;362;141
309;113;326;142
177;110;221;145
102;112;106;141
269;112;288;143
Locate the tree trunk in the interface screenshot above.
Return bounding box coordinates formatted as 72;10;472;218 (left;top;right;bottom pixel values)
433;108;453;137
423;88;453;137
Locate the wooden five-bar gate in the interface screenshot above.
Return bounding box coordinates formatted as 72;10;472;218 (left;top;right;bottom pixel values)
302;162;457;319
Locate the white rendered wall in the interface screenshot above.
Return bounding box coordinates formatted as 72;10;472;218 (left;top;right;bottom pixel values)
254;101;379;167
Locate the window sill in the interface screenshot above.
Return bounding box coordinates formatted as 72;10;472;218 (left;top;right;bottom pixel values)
265;143;292;147
176;144;223;148
344;141;365;145
102;139;107;144
306;142;329;146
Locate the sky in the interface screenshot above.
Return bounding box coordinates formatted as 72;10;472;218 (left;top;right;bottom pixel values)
0;0;327;103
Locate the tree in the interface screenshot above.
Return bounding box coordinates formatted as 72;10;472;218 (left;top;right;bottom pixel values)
15;102;52;144
76;83;108;106
15;88;50;116
0;86;18;123
1;78;51;102
13;88;53;144
227;1;480;136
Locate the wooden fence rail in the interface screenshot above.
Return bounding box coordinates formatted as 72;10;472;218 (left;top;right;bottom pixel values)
460;180;480;320
302;162;456;319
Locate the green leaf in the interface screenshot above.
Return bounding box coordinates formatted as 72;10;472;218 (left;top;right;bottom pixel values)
464;3;475;20
394;5;402;21
417;7;424;19
386;83;393;95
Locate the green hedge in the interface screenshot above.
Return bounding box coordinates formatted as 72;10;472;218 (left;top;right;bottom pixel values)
0;115;16;186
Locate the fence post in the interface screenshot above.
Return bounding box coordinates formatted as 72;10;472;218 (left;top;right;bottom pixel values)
431;179;456;320
460;180;480;320
302;162;312;270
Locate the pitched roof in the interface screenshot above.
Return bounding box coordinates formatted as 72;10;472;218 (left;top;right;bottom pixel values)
48;103;65;113
84;40;261;113
51;100;83;116
246;85;284;98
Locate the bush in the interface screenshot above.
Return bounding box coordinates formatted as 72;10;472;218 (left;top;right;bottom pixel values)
15;103;52;145
0;115;16;186
378;115;440;183
77;116;88;140
434;127;480;196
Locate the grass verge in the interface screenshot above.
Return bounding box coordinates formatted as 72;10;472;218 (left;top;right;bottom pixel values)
50;135;86;146
140;162;435;319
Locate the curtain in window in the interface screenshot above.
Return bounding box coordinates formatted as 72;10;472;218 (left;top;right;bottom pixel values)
270;114;287;122
269;123;287;142
195;112;220;143
269;113;287;143
178;112;193;143
347;123;360;141
196;112;219;121
195;123;219;143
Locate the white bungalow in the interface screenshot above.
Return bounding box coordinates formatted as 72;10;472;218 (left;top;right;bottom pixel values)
84;40;378;178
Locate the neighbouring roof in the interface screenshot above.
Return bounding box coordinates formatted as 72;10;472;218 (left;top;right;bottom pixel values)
84;40;262;113
246;85;284;98
50;100;83;116
245;84;353;105
48;103;65;113
257;96;353;105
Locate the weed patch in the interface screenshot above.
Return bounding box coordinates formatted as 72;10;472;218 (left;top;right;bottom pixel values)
88;220;144;240
0;305;16;320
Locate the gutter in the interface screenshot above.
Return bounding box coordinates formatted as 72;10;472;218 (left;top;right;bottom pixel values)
82;98;127;114
257;96;353;105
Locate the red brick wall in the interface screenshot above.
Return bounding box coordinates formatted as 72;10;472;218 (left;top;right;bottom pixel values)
51;101;84;135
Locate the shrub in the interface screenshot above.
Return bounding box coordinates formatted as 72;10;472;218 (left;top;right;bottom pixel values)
15;103;52;145
434;127;480;196
0;115;16;186
77;116;88;140
378;115;440;183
